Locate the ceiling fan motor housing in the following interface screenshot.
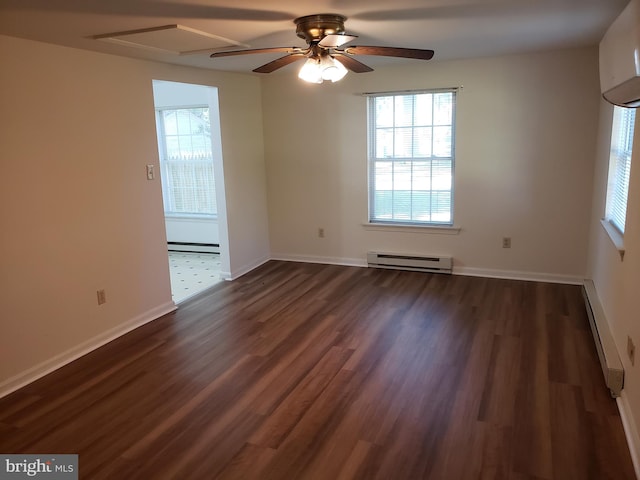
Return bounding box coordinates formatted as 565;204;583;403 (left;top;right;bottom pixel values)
294;14;347;42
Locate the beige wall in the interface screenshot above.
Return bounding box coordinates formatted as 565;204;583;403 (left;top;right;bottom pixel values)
0;35;270;390
262;47;600;281
588;98;640;459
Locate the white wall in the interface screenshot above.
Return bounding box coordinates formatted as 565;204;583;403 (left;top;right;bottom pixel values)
587;97;640;465
164;217;220;245
262;47;600;282
0;34;270;392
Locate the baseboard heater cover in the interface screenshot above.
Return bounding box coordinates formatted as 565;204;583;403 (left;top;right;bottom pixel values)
582;279;624;397
168;242;219;254
367;251;452;274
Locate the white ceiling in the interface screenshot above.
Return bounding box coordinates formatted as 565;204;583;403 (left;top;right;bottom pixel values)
0;0;630;75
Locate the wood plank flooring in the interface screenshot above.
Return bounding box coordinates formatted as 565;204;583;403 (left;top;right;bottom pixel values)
0;261;635;479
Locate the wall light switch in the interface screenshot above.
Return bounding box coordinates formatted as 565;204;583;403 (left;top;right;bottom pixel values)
97;289;106;305
146;164;155;180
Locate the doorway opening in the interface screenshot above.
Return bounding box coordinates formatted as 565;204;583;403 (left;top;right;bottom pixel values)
152;80;229;303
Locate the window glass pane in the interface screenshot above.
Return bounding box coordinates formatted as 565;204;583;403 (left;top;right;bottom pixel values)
433;126;452;157
163;111;177;135
376;128;394;158
413;127;432;157
394;127;413;158
375;97;394;128
412;161;431;191
375;161;393;190
434;93;453;125
432;159;452;190
606;106;636;233
375;190;393;219
192;134;210;153
392;189;411;220
411;191;430;221
178;135;193;155
414;94;432;126
431;191;451;223
394;96;414;127
165;136;179;157
393;161;412;191
176;111;192;134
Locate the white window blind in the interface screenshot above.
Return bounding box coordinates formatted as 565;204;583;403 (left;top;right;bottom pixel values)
368;90;456;225
605;106;636;234
156;107;217;216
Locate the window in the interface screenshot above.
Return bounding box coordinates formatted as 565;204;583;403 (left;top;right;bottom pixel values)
605;106;636;234
368;89;456;225
156;107;217;216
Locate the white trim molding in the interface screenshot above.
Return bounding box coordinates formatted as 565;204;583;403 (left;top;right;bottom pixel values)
454;266;584;285
269;255;584;285
226;254;272;281
601;218;626;260
362;222;461;235
271;253;367;268
0;302;177;399
617;392;640;479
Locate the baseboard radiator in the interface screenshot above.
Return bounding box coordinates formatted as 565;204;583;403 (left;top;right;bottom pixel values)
367;252;452;274
168;242;219;254
582;279;624;397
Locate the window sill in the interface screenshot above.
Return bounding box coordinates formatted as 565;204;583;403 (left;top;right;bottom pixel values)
600;218;625;260
362;222;461;235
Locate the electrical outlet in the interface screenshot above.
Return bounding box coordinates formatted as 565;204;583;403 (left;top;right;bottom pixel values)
146;164;155;180
502;237;511;248
97;289;107;306
628;336;635;366
318;228;325;238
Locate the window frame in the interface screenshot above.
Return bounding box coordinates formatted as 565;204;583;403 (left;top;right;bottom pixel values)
366;88;457;227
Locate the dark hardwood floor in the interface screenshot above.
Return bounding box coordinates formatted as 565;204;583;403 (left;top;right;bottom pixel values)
0;261;635;479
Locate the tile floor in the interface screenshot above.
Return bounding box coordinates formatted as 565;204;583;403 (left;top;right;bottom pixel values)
168;252;223;303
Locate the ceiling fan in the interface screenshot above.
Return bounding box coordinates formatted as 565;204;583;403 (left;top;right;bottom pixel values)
210;13;434;83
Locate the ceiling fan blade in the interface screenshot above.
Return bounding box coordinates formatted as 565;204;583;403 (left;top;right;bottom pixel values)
318;34;358;48
253;54;306;73
211;47;304;58
333;54;374;73
344;46;434;60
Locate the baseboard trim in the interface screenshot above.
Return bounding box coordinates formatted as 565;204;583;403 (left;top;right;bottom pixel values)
227;254;272;281
270;254;583;284
271;253;367;268
618;392;640;479
0;302;177;399
453;266;584;285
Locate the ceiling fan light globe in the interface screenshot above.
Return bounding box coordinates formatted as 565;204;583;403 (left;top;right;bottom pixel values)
321;65;338;81
298;58;323;83
326;58;348;82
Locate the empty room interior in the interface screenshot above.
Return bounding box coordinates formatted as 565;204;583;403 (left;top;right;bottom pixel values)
2;0;640;478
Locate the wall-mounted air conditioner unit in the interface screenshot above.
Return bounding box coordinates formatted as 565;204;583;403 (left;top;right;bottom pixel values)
600;0;640;107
